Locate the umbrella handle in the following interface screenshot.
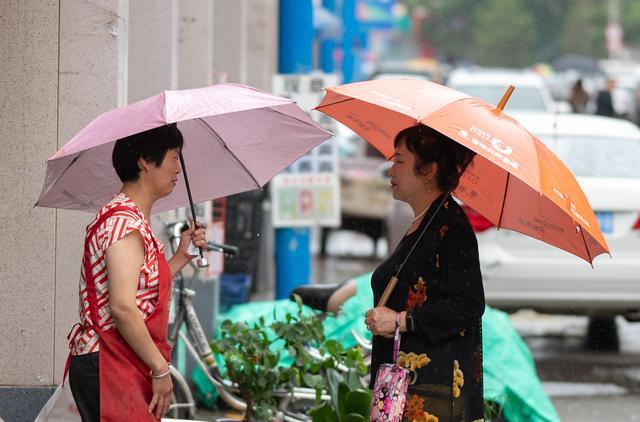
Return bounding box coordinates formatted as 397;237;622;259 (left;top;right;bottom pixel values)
179;150;209;268
496;85;515;112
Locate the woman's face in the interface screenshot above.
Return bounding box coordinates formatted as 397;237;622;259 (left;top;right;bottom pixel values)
389;138;432;204
145;148;181;198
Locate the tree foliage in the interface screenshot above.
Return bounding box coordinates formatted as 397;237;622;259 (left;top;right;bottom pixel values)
398;0;640;66
473;0;536;67
621;1;640;47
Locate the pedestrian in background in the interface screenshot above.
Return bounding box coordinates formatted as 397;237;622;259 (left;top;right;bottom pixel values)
365;125;485;421
569;79;589;113
595;78;617;117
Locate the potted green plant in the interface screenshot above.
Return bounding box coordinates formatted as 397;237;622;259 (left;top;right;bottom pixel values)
308;367;371;422
210;317;287;421
271;296;369;399
211;296;371;421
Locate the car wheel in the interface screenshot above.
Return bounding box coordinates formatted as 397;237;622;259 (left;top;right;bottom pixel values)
585;316;619;351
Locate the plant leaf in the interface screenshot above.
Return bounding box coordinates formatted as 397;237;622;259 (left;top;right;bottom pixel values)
345;368;362;391
302;373;324;389
344;389;372;417
326;368;344;413
337;381;349;418
308;402;339;422
343;414;367;422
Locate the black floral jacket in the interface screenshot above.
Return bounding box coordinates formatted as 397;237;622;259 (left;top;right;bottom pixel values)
370;193;485;422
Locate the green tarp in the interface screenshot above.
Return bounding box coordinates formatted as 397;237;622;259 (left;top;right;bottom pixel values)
193;272;559;421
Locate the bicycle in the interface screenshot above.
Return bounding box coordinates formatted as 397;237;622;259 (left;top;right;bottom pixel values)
164;221;329;421
165;220;243;419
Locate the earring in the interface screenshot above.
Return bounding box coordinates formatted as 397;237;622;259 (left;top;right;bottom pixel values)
425;179;432;193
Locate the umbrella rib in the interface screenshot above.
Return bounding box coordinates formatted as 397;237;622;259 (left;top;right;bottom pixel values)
314;97;355;110
579;225;593;267
36;152;84;205
194;118;261;189
497;172;510;229
265;106;333;135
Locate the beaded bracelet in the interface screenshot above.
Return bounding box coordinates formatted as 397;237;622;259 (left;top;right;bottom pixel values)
150;363;171;379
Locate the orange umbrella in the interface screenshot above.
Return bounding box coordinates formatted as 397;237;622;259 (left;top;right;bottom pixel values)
316;79;609;264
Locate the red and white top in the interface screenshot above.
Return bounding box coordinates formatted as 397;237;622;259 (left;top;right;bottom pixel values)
70;193;166;355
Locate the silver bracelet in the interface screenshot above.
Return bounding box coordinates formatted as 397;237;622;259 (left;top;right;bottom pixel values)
150;363;171;379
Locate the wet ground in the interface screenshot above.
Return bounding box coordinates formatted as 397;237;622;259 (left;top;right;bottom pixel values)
194;230;640;421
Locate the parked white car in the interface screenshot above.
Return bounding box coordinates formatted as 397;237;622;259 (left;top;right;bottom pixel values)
446;67;562;113
385;112;640;349
473;112;640;349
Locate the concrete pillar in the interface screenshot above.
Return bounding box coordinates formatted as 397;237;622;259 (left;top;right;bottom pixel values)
54;0;130;385
245;0;279;89
128;0;173;102
0;0;59;393
178;0;213;88
0;1;129;418
213;2;242;83
213;0;278;90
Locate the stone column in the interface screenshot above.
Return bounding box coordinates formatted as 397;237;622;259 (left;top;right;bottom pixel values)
0;0;60;395
246;0;279;90
128;0;173;102
178;0;213;89
0;0;130;418
54;0;130;384
213;0;278;90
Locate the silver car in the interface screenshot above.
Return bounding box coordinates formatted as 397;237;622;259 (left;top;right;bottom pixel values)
446;67;559;113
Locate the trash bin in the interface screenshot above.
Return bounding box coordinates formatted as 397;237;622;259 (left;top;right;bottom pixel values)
275;227;310;300
219;273;252;312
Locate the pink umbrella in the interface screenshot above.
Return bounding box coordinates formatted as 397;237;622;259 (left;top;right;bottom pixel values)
36;83;332;214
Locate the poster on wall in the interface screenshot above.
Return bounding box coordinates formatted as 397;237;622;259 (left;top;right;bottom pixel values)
271;72;341;228
271;173;340;227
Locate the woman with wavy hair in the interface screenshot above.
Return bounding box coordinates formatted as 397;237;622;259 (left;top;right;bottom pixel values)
365;124;485;422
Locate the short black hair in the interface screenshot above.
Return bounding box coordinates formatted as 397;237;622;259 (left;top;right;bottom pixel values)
112;123;184;182
394;124;475;192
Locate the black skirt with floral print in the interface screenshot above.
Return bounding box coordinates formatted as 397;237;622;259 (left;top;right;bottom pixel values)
370;193;485;422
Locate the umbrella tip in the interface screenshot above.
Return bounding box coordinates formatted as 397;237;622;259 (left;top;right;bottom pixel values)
495;85;515;112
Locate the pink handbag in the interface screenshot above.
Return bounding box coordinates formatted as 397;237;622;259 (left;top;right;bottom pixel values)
369;314;409;421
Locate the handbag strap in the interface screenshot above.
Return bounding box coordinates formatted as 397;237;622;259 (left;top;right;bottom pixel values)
393;312;401;362
377;192;450;307
394;192;450;279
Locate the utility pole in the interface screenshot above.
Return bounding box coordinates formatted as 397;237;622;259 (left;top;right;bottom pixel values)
275;0;314;299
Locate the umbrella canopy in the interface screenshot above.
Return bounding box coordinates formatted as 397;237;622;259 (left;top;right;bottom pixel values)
37;83;332;214
316;79;609;263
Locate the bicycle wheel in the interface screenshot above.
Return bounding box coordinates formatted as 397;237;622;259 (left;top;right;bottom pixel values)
167;369;197;419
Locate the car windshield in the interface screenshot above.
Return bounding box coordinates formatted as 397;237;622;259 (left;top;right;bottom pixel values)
542;135;640;178
452;85;548;111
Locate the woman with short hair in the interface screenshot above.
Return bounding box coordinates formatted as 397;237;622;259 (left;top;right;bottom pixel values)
67;124;206;421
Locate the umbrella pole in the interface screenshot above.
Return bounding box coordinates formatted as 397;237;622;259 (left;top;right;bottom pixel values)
179;151;209;268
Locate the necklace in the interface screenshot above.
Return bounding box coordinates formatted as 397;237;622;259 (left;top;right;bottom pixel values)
411;206;429;225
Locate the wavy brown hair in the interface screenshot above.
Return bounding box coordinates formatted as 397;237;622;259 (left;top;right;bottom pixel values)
394;124;475;192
